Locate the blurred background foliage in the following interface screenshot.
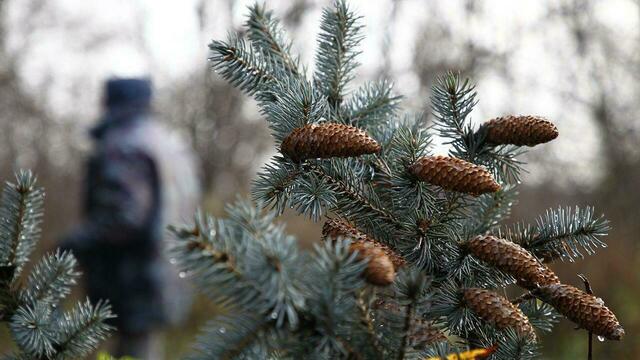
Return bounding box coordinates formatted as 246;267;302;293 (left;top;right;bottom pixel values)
0;0;638;358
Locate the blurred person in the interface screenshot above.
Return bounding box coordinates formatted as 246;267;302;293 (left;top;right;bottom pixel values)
62;78;200;359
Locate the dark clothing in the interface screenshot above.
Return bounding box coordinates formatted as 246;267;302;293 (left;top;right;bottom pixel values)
64;106;199;333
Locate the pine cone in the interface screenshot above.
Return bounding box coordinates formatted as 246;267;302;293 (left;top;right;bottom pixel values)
466;235;559;290
535;284;624;340
483;115;558;146
322;219;400;286
322;218;405;269
349;241;395;286
463;288;537;340
281;123;381;161
408;156;500;196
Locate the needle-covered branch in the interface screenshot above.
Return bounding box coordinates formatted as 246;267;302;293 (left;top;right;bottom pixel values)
0;171;114;359
209;34;276;96
501;206;609;262
198;1;623;358
246;3;301;78
0;170;44;280
314;0;363;110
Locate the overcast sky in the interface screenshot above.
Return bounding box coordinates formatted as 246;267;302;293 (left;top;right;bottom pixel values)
5;0;638;187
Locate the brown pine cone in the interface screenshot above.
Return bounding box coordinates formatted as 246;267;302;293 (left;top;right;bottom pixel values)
322;218;405;269
483;115;558;146
281;123;381;161
349;241;395;286
322;219;399;286
408;156;500;196
535;284;624;340
466;235;560;290
463;288;537;340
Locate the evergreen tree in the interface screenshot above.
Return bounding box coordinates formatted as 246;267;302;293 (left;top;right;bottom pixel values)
0;170;114;359
170;2;623;358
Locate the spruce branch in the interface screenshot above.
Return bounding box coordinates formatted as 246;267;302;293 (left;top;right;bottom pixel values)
430;281;486;339
0;171;113;358
518;298;560;333
0;170;44;280
477;144;526;184
487;328;538;360
171;204;306;329
258;76;327;142
246;3;300;77
466;186;518;235
305;240;367;357
385;125;436;216
341;80;401;129
169;211;250;306
387;124;432;166
9;302;55;359
224;198;279;240
252;158;302;215
314;0;363;111
431;72;477;159
431;73;526;184
310;161;398;225
189;313;270;360
421;341;463;360
242;224;305;329
400;195;467;274
21;251;80;308
502;206;609;262
306;161;402;239
291;172;338;222
209;34;275;95
53;299;115;359
201;2;618;357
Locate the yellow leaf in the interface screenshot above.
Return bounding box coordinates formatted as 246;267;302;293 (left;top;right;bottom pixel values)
425;346;496;360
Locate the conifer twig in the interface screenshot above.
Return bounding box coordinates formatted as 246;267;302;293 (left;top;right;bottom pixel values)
578;274;593;360
306;163;400;228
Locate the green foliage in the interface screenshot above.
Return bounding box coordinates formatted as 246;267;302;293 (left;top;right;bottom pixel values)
502;206;609;262
314;0;363;110
246;3;300;78
519;299;560;334
197;1;614;359
209;34;276;96
431;73;478;158
0;170;44;280
258;76;326;143
341;80;401;130
487;329;539;360
169;200;372;359
0;171;114;359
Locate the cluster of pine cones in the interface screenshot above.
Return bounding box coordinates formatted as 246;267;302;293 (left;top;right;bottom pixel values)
281;115;557;196
282;115;623;342
321;223;624;342
466;235;624;341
